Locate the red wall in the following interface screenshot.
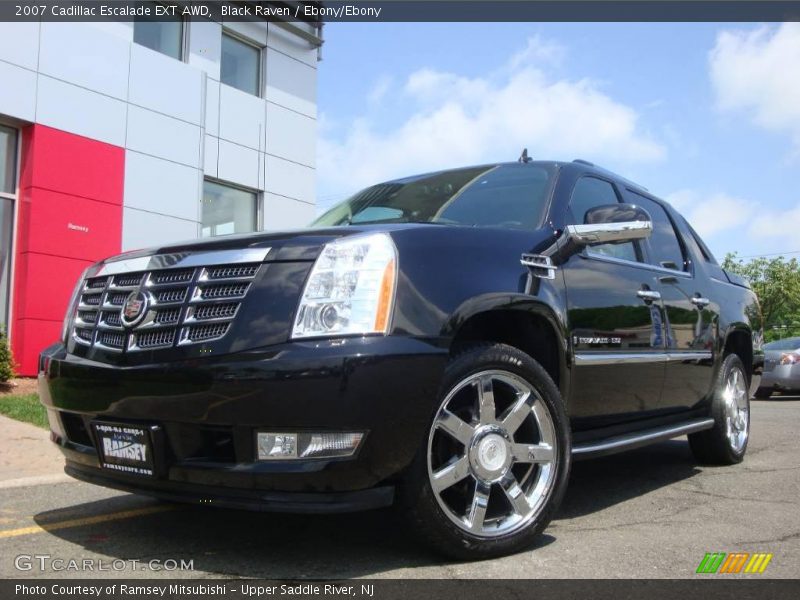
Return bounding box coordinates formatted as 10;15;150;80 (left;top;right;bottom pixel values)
12;125;124;375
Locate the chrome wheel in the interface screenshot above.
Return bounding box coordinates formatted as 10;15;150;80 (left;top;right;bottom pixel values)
427;370;558;538
723;365;749;453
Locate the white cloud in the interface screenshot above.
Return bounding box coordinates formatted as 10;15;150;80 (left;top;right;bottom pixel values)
665;189;755;238
748;203;800;241
367;75;393;106
318;37;666;204
506;35;567;71
666;189;800;258
710;23;800;149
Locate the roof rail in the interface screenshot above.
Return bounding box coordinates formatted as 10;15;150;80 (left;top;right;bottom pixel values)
573;159;594;166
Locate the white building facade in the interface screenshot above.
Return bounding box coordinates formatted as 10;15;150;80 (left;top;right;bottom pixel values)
0;9;321;374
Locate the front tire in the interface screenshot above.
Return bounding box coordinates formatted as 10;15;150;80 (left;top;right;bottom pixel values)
403;343;571;560
689;353;750;465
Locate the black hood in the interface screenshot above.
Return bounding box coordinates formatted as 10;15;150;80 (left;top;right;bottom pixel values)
94;224;440;265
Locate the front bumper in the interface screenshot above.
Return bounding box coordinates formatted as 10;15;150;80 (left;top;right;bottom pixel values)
39;336;448;512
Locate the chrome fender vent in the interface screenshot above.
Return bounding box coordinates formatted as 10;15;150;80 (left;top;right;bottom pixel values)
520;254;557;280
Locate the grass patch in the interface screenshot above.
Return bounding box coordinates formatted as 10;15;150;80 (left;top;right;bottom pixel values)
0;393;47;428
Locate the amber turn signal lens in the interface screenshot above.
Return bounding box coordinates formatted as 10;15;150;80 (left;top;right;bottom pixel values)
374;259;396;333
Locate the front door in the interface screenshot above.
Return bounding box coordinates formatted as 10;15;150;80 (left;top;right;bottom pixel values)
561;176;666;426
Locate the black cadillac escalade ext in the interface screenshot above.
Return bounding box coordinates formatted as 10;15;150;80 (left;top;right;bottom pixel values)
39;159;762;558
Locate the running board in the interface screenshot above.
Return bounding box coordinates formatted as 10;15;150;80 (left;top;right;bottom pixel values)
572;418;715;459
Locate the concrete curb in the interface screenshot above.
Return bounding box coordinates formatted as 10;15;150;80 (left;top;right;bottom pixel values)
0;414;66;485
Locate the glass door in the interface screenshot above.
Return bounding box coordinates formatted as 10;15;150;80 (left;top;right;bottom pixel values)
0;125;18;328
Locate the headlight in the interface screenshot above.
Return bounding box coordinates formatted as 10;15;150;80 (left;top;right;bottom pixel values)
292;232;397;339
62;267;90;343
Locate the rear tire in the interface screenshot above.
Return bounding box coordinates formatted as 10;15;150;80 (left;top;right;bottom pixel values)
402;343;571;560
689;354;750;465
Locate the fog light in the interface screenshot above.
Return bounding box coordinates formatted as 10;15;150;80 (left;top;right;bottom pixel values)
256;432;364;460
257;433;298;458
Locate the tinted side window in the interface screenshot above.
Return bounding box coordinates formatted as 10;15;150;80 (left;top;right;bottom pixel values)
627;191;687;271
684;219;718;264
570;177;619;223
569;177;638;263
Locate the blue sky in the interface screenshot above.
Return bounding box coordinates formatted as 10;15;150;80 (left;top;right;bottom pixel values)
316;22;800;262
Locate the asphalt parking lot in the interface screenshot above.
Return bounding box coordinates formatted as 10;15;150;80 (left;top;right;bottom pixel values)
1;397;798;579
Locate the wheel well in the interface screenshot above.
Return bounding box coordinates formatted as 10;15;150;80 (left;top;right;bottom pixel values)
724;329;753;380
450;310;561;387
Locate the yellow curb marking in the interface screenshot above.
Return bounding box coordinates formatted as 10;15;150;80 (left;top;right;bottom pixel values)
0;505;174;539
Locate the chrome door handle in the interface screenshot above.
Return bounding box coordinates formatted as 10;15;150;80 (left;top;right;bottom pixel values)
637;290;661;301
691;296;710;308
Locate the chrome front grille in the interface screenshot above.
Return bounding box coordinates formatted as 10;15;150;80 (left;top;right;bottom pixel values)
98;330;126;350
184;323;230;343
86;278;108;290
81;293;102;306
77;310;97;324
205;265;259;279
151;269;194;285
194;282;250;300
135;329;176;349
75;327;93;342
113;273;144;287
192;303;239;321
154;288;187;304
106;292;128;306
71;260;262;353
101;311;122;327
154;307;181;325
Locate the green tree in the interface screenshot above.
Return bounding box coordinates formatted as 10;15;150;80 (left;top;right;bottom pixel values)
0;325;15;383
722;253;800;339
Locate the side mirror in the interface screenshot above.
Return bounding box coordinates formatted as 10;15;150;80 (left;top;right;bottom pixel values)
567;203;652;245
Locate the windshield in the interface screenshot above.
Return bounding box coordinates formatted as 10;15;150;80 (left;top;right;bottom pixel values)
311;164;554;230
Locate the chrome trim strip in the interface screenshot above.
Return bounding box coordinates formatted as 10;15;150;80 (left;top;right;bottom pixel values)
572;418;715;458
90;248;271;277
665;351;713;362
575;352;664;365
574;351;713;366
582;251;694;279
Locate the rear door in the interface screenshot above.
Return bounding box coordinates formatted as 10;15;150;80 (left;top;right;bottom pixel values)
625;190;717;410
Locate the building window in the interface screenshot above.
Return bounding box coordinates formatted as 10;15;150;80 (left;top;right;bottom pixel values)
201;180;258;237
0;125;18;328
221;32;261;96
133;1;183;60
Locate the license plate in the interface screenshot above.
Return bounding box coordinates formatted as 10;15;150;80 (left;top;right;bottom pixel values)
93;422;155;477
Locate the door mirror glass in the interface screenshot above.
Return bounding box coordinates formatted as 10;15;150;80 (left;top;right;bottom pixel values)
568;203;652;245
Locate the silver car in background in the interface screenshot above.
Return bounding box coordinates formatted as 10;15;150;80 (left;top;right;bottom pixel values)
755;336;800;399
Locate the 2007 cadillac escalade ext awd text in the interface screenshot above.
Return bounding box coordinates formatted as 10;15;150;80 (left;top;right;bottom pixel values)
39;159;763;558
